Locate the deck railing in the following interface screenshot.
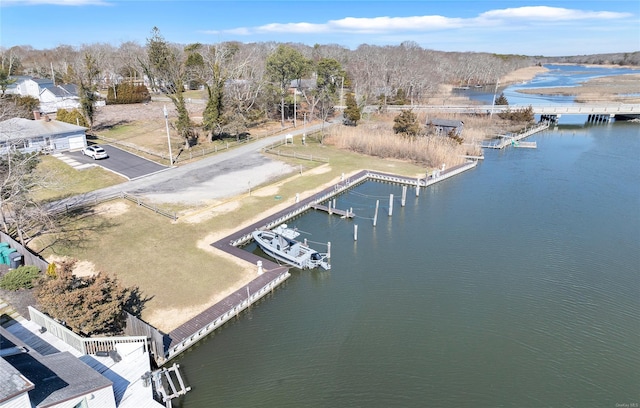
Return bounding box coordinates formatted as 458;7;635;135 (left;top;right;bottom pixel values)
28;306;148;355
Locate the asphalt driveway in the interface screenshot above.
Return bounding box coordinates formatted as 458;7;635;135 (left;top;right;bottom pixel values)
69;145;168;180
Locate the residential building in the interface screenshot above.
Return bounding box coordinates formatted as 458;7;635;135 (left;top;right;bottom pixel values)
0;117;87;155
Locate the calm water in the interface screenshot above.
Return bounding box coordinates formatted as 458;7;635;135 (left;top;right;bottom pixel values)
173;70;640;407
457;64;640;105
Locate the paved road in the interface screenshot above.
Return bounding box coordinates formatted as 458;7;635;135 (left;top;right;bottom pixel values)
68;145;168;180
51;121;334;210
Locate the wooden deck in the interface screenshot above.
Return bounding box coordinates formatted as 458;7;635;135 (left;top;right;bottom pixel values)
310;203;354;218
3;319;164;408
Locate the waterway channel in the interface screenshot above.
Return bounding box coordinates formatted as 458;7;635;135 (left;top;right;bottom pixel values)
172;66;640;407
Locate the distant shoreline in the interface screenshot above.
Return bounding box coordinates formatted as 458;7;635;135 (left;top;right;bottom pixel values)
516;72;640;104
498;66;549;86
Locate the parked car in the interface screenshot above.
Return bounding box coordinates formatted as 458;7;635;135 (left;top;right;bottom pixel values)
82;145;109;160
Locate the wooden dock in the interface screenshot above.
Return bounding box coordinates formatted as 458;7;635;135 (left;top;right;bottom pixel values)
481;123;548;149
310;203;354;218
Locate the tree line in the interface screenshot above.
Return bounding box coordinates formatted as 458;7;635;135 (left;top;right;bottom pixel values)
0;31;547;134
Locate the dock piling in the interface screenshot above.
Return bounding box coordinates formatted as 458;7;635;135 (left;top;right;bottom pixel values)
401;186;407;207
389;194;394;216
354;224;358;241
373;200;379;226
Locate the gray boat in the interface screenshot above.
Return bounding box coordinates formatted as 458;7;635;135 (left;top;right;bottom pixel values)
252;225;331;270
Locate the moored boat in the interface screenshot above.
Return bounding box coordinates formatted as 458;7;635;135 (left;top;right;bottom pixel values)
252;225;331;270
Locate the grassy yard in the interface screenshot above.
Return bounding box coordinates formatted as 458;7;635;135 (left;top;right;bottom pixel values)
29;132;427;331
30;155;127;203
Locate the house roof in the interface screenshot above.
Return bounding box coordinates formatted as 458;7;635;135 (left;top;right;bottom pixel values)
4;351;112;408
30;78;55;86
427;119;464;128
0;357;34;403
41;84;79;98
43;86;67;97
0;118;86;141
59;84;79;96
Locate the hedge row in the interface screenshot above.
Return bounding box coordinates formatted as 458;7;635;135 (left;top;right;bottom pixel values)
106;83;151;105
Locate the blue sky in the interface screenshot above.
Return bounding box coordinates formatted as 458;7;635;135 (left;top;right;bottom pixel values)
1;0;638;56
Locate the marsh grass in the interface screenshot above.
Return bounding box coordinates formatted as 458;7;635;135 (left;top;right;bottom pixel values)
323;112;502;168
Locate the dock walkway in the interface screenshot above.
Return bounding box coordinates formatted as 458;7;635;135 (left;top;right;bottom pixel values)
480;123;548;149
310;203;354;218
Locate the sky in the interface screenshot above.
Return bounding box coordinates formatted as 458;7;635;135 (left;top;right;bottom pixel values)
0;0;639;56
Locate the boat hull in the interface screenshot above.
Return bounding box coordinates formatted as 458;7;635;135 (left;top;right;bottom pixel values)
252;229;330;270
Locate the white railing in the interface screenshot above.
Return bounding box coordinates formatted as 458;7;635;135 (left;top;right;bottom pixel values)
28;306;148;355
165;270;290;362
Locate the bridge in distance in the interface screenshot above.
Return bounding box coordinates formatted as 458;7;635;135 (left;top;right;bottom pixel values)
354;103;640;122
359;103;640;115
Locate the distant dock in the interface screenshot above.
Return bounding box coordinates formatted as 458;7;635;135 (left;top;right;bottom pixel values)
480;123;548;149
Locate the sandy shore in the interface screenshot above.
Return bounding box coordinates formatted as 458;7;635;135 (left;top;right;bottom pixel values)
499;66;549;86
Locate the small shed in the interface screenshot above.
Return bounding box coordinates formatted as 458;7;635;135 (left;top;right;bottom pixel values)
0;117;87;155
426;119;464;137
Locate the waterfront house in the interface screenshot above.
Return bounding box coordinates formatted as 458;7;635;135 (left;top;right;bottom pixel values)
0;308;166;408
1;327;116;408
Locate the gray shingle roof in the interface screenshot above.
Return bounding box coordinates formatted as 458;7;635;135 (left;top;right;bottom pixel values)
0;357;34;403
59;84;79;96
3;351;112;408
31;78;54;86
0;118;86;141
427;119;464;128
44;86;67;97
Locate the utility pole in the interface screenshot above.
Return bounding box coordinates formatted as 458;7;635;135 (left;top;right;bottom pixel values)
490;79;500;120
163;105;173;166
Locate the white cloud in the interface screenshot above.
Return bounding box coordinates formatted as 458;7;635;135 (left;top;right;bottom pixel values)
327;15;464;33
208;6;633;37
258;22;328;34
479;6;632;21
2;0;110;5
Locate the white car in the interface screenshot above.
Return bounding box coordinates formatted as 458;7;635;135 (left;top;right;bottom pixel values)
82;145;109;160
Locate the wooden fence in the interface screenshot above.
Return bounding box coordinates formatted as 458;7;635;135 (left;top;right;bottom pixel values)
121;192;177;221
98;123;296;165
124;312;167;365
0;231;49;271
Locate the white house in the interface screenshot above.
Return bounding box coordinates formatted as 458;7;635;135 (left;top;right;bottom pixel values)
1;327;116;408
1;310;167;408
10;77;81;113
0;117;87;155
